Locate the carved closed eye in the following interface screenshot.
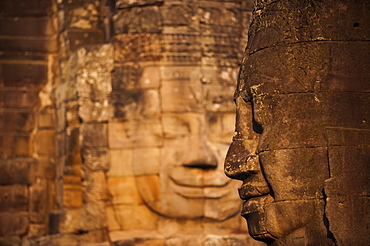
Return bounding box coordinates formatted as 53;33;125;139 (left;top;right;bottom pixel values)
163;132;177;139
164;132;190;140
241;90;252;103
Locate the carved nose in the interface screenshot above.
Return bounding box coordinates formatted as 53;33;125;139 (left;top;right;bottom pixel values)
182;136;218;169
224;139;259;180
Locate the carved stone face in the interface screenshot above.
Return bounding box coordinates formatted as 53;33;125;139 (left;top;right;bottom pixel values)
224;41;344;245
109;0;252;225
133;65;242;221
224;27;370;246
225;92;332;244
222;0;370;243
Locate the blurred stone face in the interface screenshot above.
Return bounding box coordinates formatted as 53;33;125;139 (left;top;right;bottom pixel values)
133;65;242;220
108;0;254;232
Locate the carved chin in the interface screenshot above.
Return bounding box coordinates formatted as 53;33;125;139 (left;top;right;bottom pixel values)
243;198;329;244
143;193;240;221
241;195;276;241
244;212;274;242
136;180;241;220
134;167;242;220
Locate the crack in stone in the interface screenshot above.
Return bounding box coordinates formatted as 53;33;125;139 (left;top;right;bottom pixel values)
326;146;331;179
256;145;327;154
249;40;370;56
322;188;338;246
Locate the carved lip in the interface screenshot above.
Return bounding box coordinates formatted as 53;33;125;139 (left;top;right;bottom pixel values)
241;193;275;217
168;167;232;198
169;168;230;188
170;175;232;199
239;182;271;215
172;183;232;199
238;183;270;200
241;195;270;215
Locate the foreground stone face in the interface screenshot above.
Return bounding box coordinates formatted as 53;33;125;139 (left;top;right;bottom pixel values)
225;0;370;245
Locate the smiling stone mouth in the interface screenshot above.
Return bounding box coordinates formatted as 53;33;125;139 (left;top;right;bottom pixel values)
170;177;233;199
238;184;271;215
170;176;230;188
173;185;231;199
169;167;230;188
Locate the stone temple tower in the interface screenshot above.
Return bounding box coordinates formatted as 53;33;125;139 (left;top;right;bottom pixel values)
0;0;264;246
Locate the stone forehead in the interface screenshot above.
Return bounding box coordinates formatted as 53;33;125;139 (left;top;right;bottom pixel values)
110;62;238;120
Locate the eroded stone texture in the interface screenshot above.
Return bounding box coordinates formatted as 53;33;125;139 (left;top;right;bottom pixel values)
55;44;112;244
0;212;29;236
50;5;110;243
225;0;370;245
0;0;60;241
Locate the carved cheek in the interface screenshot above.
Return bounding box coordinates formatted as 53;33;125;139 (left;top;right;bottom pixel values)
252;95;273;127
